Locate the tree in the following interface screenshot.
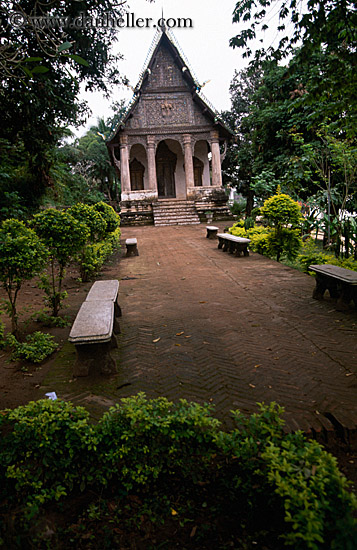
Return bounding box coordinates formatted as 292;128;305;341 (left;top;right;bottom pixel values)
31;209;89;316
230;0;356;137
0;0;129;205
0;219;48;334
260;190;303;262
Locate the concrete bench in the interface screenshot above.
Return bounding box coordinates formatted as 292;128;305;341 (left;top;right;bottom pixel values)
217;233;251;257
125;238;139;257
86;279;122;321
309;264;357;311
69;279;122;376
206;226;219;239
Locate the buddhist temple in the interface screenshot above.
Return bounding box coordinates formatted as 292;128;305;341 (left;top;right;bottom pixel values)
107;28;232;225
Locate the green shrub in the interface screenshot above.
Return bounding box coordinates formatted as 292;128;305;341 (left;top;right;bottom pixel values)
79;240;114;282
92;201;120;235
0;399;96;518
0;396;356;548
260;191;303;261
298;239;357;273
67;203;107;242
0;219;48;334
31;209;89;316
96;393;220;491
6;331;58;363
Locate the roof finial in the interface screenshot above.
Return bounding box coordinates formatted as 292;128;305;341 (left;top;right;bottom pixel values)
160;4;166;33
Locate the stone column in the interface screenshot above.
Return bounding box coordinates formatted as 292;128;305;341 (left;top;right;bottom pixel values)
183;134;195;190
210;130;222;187
146;136;157;191
120;134;131;193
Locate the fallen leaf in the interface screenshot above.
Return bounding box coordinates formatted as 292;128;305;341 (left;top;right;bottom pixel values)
176;332;184;336
311;465;317;475
254;364;261;368
190;526;197;538
175;343;181;347
346;373;353;377
249;384;256;388
185;335;191;338
153;338;161;343
171;509;178;516
199;301;206;304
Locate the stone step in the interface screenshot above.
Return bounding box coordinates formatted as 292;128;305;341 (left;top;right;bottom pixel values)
153;199;200;226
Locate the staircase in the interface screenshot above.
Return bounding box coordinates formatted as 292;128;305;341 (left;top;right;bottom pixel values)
152;200;201;226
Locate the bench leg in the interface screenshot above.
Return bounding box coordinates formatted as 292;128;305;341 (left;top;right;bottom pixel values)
312;276;327;300
218;238;224;249
336;283;353;311
73;341;117;377
114;299;122;318
126;244;139;257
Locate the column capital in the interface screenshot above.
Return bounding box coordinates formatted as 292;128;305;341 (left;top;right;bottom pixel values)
183;134;192;146
147;135;156;148
210;130;220;143
120;134;128;147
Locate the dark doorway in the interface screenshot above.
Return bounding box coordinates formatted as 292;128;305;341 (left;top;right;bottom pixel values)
130;158;145;190
156;141;177;198
193;156;204;187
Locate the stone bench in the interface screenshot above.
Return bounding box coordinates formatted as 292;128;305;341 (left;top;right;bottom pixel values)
206;226;219;239
86;279;122;321
69;280;122;377
125;238;139;257
309;264;357;311
217;233;251;257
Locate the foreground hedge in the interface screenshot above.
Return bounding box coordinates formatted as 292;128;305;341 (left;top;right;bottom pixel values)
0;395;356;549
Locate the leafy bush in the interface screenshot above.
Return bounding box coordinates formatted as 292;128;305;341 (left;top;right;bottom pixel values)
229;223;272;255
230;198;247;217
0;400;96;520
0;219;48;334
260;191;303;261
6;331;58;363
78;240;114;282
31;209;89;316
298;238;357;273
260;191;303;228
0;396;356;549
92;201;120;235
67;203;107;242
96;394;220;491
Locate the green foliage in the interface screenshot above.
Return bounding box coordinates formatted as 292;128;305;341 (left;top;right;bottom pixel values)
92;201;120;235
0;396;356;548
78;240;114;282
298;238;357;273
230;198;247;217
31;209;89;267
67;203;107;242
0;219;48;334
260;192;303;261
6;332;58;363
31;209;89;316
260;192;303;228
96;393;220;491
229;223;272;255
66;203;121;282
0;399;96;519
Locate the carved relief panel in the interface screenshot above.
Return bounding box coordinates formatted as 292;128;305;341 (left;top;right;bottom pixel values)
146;46;186;90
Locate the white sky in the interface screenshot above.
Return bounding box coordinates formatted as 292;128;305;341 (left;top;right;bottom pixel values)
76;0;283;135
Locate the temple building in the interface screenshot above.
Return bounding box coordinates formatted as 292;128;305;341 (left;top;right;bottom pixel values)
107;28;232;225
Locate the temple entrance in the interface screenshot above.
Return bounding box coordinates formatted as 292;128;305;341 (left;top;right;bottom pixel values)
156;141;177;198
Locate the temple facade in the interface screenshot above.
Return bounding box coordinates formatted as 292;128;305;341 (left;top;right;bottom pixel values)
107;29;232;225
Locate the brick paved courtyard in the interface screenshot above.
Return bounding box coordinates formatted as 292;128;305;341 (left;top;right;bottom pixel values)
43;223;357;445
